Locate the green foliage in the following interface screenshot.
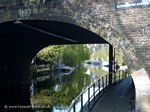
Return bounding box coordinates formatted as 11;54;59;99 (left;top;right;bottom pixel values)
36;45;64;64
36;45;90;66
2;9;12;21
31;68;90;109
62;45;90;66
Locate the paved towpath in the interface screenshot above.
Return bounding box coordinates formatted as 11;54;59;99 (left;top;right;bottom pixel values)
91;77;135;112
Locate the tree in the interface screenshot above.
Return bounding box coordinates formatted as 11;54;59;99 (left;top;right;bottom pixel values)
36;45;90;67
36;45;64;65
62;45;90;66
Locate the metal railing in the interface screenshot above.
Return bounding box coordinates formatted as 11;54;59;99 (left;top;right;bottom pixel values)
68;70;129;112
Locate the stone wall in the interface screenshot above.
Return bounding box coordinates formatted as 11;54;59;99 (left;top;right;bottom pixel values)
0;0;150;74
112;0;150;75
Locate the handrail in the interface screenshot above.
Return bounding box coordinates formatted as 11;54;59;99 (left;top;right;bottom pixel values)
68;70;129;112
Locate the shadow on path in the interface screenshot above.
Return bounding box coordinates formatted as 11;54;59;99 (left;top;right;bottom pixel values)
91;77;135;112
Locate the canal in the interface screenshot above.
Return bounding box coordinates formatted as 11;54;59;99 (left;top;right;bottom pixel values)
30;65;108;112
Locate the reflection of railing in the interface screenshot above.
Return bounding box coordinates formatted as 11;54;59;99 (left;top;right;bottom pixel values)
68;71;129;112
31;64;50;79
37;64;50;72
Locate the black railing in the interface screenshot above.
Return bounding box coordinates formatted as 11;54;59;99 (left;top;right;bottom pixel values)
68;70;129;112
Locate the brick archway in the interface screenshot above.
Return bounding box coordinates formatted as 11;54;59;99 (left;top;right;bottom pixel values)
0;1;140;72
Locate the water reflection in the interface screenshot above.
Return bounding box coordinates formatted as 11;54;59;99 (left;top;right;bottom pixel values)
31;64;108;112
31;67;91;112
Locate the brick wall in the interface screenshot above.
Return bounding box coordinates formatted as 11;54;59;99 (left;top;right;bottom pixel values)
0;0;150;75
111;0;150;74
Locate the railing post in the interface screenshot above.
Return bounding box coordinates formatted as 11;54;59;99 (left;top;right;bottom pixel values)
114;72;116;83
81;94;83;112
93;83;95;102
106;75;108;87
102;77;104;92
98;79;101;92
88;87;90;112
73;102;76;112
119;71;120;81
109;44;113;85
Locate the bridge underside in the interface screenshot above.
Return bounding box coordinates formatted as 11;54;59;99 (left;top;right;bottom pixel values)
0;20;109;111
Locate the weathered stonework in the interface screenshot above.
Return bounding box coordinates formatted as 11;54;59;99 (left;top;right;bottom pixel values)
0;0;149;74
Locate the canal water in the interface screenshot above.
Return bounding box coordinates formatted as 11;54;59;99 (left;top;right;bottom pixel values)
30;66;108;112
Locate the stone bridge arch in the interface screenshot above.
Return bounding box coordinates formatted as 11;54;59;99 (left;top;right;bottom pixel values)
0;0;140;72
0;0;149;111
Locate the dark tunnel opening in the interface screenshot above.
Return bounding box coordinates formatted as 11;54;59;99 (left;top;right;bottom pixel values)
0;20;109;111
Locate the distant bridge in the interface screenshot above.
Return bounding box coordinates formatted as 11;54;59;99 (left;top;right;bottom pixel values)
85;60;109;67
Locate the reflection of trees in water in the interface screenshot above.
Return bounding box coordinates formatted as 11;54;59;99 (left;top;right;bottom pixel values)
31;68;90;111
88;66;107;80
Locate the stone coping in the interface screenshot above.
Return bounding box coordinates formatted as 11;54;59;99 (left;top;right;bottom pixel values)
131;68;150;112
